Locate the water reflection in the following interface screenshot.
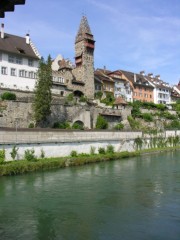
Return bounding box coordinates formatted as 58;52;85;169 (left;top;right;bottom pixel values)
0;151;180;239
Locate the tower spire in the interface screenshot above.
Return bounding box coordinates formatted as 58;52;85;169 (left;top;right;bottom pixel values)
75;16;93;43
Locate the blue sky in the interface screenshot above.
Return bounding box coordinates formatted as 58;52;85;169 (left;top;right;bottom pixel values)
2;0;180;85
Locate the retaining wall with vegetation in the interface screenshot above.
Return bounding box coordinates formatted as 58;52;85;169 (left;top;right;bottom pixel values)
0;129;180;161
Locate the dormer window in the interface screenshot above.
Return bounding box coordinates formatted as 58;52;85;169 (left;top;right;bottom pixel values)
17;48;25;54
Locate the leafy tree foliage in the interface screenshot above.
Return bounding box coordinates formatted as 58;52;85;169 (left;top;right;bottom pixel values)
33;56;52;126
96;115;108;129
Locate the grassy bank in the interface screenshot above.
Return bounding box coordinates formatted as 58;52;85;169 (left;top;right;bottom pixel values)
0;146;180;176
0;151;139;176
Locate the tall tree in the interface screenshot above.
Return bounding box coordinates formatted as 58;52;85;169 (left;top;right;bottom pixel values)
33;55;52;126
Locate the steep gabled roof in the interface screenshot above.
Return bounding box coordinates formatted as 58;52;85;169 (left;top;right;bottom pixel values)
145;75;171;90
95;69;114;83
75;16;94;43
114;96;127;105
0;33;40;59
121;70;154;89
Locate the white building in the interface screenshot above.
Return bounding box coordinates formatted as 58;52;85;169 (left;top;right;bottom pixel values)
145;74;171;104
0;24;40;92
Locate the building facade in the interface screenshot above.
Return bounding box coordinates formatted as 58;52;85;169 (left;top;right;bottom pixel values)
52;16;95;99
0;24;40;92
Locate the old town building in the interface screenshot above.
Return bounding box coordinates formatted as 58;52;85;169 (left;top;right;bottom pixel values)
0;23;40;91
52;16;95;99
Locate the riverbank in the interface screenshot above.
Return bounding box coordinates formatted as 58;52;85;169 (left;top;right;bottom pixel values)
0;146;180;176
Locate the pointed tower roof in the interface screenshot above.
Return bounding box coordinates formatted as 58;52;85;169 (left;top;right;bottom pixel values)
75;16;94;43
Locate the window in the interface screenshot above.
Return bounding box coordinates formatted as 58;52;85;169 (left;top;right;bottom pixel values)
19;70;24;77
11;68;16;76
60;91;64;96
8;55;14;63
16;57;22;64
28;59;33;67
1;66;7;75
24;71;28;78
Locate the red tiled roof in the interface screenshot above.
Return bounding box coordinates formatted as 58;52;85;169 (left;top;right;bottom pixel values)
114;96;127;105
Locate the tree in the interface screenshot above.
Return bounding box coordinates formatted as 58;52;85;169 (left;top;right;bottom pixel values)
96;115;108;129
33;55;52;126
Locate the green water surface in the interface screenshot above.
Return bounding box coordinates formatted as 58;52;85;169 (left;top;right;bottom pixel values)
0;151;180;240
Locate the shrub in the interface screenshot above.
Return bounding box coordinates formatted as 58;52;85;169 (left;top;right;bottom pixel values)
90;146;96;155
53;121;71;129
67;93;74;102
0;149;5;164
106;145;114;154
156;104;166;111
1;92;16;101
79;95;87;102
24;149;37;161
100;93;115;106
72;122;84;130
95;91;103;100
70;150;78;157
131;106;141;118
40;149;45;159
98;147;106;154
28;122;35;128
142;113;153;122
10;146;19;160
134;137;143;150
127;116;141;130
114;123;124;130
96;115;108;129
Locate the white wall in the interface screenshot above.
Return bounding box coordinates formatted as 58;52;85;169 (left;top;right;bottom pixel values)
0;52;39;91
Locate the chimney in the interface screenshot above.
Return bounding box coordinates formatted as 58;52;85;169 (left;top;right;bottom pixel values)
134;73;137;82
155;75;160;80
1;23;4;39
140;71;145;76
148;73;153;78
26;33;30;44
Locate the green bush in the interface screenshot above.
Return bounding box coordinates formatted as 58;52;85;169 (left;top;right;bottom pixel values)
114;123;124;130
1;92;16;101
156;104;166;111
28;123;35;128
40;149;45;159
72;122;84;130
131;106;141;118
79;95;87;102
24;149;37;161
70;150;78;157
67;93;74;102
127;116;141;130
53;121;71;129
101;93;115;106
142;113;153;122
0;149;5;164
96;115;108;129
95;91;103;100
98;147;106;154
106;145;114;154
10;146;19;160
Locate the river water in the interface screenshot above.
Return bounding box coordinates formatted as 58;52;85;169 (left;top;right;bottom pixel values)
0;151;180;240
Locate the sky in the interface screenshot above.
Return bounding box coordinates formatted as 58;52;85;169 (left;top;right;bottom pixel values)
2;0;180;85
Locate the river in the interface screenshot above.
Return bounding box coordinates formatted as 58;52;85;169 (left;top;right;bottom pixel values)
0;151;180;240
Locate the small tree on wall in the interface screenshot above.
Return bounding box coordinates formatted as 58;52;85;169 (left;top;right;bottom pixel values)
33;55;52;126
96;115;108;129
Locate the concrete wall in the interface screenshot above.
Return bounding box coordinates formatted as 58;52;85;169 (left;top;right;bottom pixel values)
0;129;179;161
